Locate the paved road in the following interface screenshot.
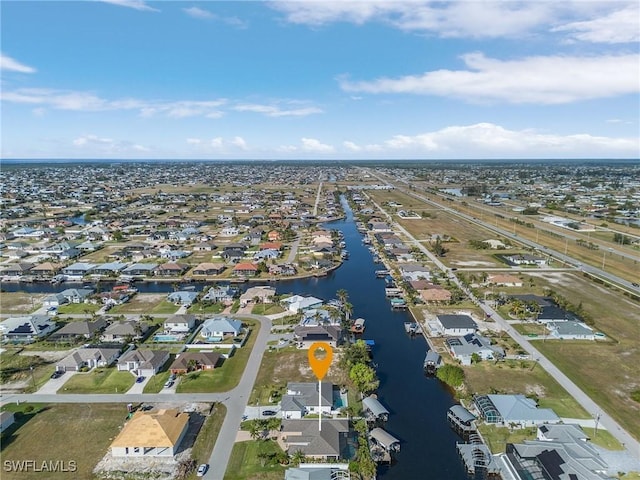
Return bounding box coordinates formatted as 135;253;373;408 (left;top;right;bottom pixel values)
366;192;640;460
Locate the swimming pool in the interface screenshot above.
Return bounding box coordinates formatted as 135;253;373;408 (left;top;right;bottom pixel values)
153;334;182;342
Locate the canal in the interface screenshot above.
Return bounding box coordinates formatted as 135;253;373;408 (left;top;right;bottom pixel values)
1;197;469;478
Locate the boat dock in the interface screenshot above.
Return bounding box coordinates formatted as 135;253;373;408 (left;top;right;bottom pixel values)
349;317;366;334
375;269;390;278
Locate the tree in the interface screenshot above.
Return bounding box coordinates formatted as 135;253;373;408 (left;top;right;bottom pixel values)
436;364;464;388
349;363;379;395
340;340;370;370
290;449;306;466
470;353;481;364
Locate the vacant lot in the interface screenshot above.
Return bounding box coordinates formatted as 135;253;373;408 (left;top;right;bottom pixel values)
1;403;125;480
224;440;285;480
59;368;135;394
109;293;166;314
0;292;46;314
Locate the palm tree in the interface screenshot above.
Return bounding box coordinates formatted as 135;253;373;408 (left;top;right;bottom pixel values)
336;289;349;308
290;449;306;466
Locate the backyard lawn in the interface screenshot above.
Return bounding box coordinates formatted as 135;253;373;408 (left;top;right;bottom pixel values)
477;424;537;454
59;368;135;394
1;403;126;480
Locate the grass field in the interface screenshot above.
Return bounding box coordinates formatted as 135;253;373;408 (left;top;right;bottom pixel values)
56;303;101;314
251;304;286;316
59;368;135;394
108;293;166;314
224;440;286;480
1;403;125;480
477;424;538;454
177;320;259;393
190;403;227;468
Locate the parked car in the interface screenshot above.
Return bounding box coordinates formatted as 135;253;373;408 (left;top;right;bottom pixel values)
164;380;174;388
196;464;209;477
262;410;277;417
50;370;64;379
136;376;145;383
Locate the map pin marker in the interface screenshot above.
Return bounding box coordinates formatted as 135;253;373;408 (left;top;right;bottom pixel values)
308;342;333;380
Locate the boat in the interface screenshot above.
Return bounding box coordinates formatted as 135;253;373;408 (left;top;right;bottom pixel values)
404;322;421;335
341;250;349;259
350;318;366;334
369;427;401;453
375;270;390;278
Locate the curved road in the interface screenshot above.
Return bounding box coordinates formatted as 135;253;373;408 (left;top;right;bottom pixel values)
0;313;273;480
365;193;640;460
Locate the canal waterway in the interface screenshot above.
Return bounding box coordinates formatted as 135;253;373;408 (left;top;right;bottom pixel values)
2;197;469;478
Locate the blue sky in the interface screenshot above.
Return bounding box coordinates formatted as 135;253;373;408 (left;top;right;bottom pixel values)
1;0;639;159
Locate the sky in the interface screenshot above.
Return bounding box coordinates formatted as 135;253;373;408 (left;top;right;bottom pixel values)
1;0;639;160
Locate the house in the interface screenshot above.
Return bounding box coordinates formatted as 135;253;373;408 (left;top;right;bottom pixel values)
62;262;96;278
281;382;334;419
547;321;596;340
504;424;614;480
201;284;238;304
60;288;94;304
101;320;149;342
49;318;107;341
30;262;61;279
169;352;221;374
117;349;170;377
191;263;226;276
200;317;243;340
267;230;281;241
260;241;283;251
240;286;276;306
43;293;69;307
166;291;198;307
473;394;561;427
233;262;258;277
446;333;505;365
281;295;324;313
163;314;196;334
398;264;431;281
253;249;280;261
122;263;158;276
0;315;57;343
281;419;352;460
435;314;477;336
155;262;188;277
482;239;507;249
487;274;523;287
110;409;189;457
294;325;342;349
418;287;452;303
92;262;128;276
0;411;15;433
504;254;547;266
284;465;350;480
220;226;239;237
56;347;120;372
1;262;34;277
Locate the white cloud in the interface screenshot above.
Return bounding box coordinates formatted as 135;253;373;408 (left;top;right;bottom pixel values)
100;0;159;12
234;103;323;117
73;134;113;146
339;52;639;104
301;137;335;153
1;53;36;73
353;122;639;156
185;136;249;152
183;6;215;20
231;136;248;150
552;4;639;44
73;134;152;154
1;88;227;117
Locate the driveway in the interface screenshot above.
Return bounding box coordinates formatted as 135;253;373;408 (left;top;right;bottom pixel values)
36;371;79;394
126;375;151;394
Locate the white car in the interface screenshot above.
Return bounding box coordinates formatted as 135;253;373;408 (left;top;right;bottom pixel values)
164;380;174;388
196;464;209;477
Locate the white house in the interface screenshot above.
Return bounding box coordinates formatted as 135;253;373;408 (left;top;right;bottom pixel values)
435;314;477;336
163;314;196;334
547;321;596;340
282;295;324;313
117;349;170;377
281;382;334;419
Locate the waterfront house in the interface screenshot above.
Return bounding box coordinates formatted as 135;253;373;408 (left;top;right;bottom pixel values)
281;382;334;419
43;292;69;307
281;295;324;313
233;262;258;277
166;290;198;307
122;263;158;277
201;284;237;304
239;285;275;306
446;333;505;365
60;287;94;304
0;315;57;343
1;262;34;278
92;262;128;277
191;263;226;276
435;314;477;336
473;394;560;428
117;349;170;377
110;409;189;457
294;324;342;349
169;352;221;374
280;419;352;461
30;262;61;279
56;347;120;372
155;262;188;277
163;314;196;334
62;262;96;278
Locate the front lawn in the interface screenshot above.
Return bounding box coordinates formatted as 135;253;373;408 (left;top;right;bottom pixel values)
251;304;285;315
1;403;126;480
224;440;286;480
59;368;135;394
151;301;181;314
188;303;225;315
